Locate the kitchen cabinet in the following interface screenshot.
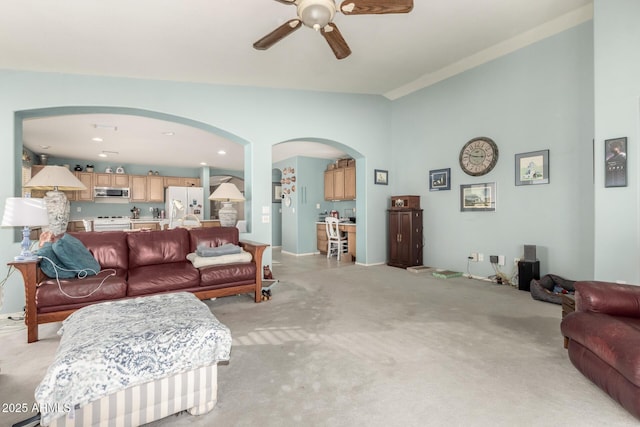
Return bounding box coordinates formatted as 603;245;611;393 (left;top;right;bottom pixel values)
388;209;423;268
324;166;355;201
74;172;94;201
66;220;88;232
130;175;148;202
147;175;165;202
94;173;130;188
164;176;201;187
130;175;164;202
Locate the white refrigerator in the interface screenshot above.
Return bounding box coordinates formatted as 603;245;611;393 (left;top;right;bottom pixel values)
165;186;204;228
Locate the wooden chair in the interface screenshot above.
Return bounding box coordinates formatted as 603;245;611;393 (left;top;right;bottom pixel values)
325;217;348;261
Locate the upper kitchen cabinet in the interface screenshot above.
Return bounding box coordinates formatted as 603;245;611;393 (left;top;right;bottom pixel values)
74;171;94;201
324;161;356;201
130;175;164;203
164;176;201;187
94;173;130;188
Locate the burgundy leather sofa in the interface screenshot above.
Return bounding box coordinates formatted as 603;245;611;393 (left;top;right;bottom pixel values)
560;281;640;419
10;227;267;343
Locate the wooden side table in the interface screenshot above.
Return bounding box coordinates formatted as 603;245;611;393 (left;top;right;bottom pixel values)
561;294;576;348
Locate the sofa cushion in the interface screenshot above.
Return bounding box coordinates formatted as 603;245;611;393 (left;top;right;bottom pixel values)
127;261;200;296
561;311;640;387
36;271;127;310
189;227;239;253
127;228;190;269
199;262;256;287
36;243;77;279
70;231;129;272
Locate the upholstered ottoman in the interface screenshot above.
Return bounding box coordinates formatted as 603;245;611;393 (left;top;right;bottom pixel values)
35;292;231;427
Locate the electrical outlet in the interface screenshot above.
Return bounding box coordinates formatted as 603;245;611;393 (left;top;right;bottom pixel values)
469;252;478;262
478;253;484;262
498;255;505;266
76;207;81;212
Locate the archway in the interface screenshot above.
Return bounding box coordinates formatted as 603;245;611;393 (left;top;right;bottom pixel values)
272;137;365;261
14;106;252;229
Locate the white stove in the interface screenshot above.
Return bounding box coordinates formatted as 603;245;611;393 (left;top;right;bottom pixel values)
93;216;131;232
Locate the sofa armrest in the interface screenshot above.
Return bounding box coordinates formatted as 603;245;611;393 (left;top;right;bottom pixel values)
239;240;269;303
575;281;640;317
8;260;45;343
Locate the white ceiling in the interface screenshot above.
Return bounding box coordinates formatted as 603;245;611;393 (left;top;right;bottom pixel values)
7;0;593;170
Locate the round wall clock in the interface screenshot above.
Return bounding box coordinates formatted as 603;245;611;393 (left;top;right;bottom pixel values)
459;137;499;176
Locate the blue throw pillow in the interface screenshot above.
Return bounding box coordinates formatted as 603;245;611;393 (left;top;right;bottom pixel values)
36;243;77;279
52;233;100;276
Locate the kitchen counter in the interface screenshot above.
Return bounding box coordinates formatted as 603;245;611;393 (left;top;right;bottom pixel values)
67;218;222;232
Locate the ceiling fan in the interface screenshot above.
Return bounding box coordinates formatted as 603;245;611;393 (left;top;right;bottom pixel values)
253;0;414;60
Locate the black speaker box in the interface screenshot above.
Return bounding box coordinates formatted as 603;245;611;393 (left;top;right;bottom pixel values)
518;260;540;292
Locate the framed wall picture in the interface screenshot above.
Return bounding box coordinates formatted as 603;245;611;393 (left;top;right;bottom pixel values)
515;150;549;186
374;169;388;185
429;168;451;191
460;182;496;212
605;137;627;187
272;182;282;203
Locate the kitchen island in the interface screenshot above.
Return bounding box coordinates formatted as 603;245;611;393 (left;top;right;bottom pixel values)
316;221;356;261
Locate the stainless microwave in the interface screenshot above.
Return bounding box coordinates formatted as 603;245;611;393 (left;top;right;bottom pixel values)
94;187;130;199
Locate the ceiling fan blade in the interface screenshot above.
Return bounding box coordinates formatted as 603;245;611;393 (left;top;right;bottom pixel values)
253;19;302;50
320;23;351;60
340;0;413;15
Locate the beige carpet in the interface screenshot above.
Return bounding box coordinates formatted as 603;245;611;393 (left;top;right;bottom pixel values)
0;252;637;426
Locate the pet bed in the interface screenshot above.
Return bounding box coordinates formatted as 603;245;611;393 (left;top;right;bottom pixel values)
530;274;575;304
36;292;232;427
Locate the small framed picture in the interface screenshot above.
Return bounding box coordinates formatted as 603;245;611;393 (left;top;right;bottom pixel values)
515;149;549;186
272;182;282;203
374;169;388;185
429;168;451;191
460;182;496;212
605;137;627;188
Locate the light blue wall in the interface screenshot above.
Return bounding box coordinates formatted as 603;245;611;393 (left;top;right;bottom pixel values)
391;22;595;280
593;0;640;283
0;72;389;312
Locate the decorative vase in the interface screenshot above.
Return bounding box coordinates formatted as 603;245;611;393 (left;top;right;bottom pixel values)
218;202;237;227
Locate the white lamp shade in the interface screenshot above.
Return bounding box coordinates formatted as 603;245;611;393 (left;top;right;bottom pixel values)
1;197;49;227
208;183;245;201
24;165;87;190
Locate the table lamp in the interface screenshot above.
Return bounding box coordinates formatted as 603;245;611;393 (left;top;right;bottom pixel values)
208;183;245;227
1;197;49;261
23;166;87;236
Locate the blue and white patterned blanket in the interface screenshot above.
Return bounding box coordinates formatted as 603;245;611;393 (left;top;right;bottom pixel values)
35;292;232;425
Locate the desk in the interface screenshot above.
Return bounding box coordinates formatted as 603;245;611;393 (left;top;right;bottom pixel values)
316;222;356;261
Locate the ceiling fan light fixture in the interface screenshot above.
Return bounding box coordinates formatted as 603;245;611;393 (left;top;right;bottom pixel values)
298;0;335;31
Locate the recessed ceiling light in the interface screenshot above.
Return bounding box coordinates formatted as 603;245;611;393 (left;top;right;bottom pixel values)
218;150;226;155
39;145;50;149
200;162;207;166
162;131;175;136
98;153;107;158
92;137;103;142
